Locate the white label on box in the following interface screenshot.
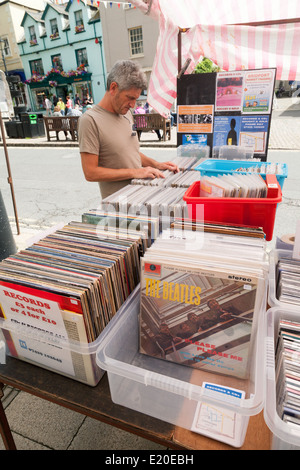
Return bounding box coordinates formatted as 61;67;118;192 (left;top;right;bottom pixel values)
191;382;246;446
10;332;75;376
0;285;68;339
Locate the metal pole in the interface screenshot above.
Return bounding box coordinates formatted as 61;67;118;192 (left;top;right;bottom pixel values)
0;112;20;234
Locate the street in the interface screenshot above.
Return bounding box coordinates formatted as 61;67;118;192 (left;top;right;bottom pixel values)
0;145;300;252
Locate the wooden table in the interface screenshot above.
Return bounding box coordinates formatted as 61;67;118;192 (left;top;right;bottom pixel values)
0;357;271;451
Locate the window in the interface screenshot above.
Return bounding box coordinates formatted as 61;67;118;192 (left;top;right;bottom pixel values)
28;26;36;41
129;26;143;56
29;59;44;76
51;54;63;70
0;37;11;57
76;48;88;67
74;10;84;32
50;18;59;39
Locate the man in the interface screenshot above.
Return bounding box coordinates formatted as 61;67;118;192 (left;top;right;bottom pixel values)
44;96;52;116
154;323;182;356
197;299;233;331
78;60;179;199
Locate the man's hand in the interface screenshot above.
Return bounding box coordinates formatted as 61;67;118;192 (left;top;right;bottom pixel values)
133;166;165;179
156;161;179;173
139;153;179;174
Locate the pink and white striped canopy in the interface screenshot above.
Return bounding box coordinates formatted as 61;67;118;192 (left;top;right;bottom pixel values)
132;0;300;116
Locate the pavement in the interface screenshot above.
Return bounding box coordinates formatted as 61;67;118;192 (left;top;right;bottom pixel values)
1;96;300;451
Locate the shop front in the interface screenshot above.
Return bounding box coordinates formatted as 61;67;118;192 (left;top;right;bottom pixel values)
26;69;92;112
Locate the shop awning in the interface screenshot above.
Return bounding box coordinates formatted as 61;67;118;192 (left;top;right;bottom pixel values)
132;0;300;116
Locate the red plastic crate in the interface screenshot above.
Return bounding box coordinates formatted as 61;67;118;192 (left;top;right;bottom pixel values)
183;174;282;241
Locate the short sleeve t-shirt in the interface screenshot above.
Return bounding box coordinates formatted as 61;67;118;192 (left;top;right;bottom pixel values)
78;105;142;199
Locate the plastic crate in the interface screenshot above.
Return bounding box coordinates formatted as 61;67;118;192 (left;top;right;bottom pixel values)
0;287;138;386
194;159;288;189
96;287;266;448
182;175;281;241
264;307;300;449
217;145;254;160
268;249;300;310
182;174;282;241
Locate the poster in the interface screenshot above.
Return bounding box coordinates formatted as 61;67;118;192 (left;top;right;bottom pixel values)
182;134;208;146
178;105;214;134
177;68;275;160
213;116;242;147
215;71;244;112
213;115;269;153
242;69;275;113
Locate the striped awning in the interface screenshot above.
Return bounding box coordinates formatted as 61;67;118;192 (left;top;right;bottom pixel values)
132;0;300;116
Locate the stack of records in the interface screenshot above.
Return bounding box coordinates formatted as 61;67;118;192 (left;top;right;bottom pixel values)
277;257;300;306
101;184;188;219
199;173;267;198
0;221;143;343
131;169;200;188
171;218;266;239
81;209;159;247
139;227;268;380
169;155;205;170
275;319;300;428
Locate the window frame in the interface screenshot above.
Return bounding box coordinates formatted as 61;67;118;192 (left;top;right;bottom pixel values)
74;9;84;32
0;37;11;57
29;58;44;76
129;26;144;57
51;54;63;70
75;48;88;67
29;26;37;41
50;18;59;35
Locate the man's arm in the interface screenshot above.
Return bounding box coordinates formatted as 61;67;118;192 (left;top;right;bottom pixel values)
80;152;166;182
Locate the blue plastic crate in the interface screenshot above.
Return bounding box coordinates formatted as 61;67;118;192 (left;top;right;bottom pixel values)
194;159;288;189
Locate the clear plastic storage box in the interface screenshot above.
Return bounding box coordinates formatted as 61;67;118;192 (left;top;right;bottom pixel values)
214;145;254;160
0;290;133;387
96;287;266;447
264;307;300;450
268;249;299;310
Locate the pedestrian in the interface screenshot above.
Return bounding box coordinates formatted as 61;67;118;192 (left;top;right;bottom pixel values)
75;94;81;106
70;104;82;116
78;59;179;199
66;95;73;115
84;94;93;106
52;105;71;140
57;97;65;115
44;96;52;116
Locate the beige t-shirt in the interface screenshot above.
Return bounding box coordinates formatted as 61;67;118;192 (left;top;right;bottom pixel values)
78;104;142;199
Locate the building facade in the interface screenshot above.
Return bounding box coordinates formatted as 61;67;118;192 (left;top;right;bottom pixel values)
0;0;46;109
99;1;159;102
18;0;106;112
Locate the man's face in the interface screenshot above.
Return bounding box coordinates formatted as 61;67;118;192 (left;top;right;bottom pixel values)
110;82;141;114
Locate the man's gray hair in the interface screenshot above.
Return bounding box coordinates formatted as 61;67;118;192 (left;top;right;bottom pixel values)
107;60;147;91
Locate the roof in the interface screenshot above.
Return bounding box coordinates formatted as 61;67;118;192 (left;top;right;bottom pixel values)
21;10;44;27
41;2;68;21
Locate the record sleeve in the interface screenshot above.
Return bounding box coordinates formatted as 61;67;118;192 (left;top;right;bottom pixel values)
139;254;265;379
